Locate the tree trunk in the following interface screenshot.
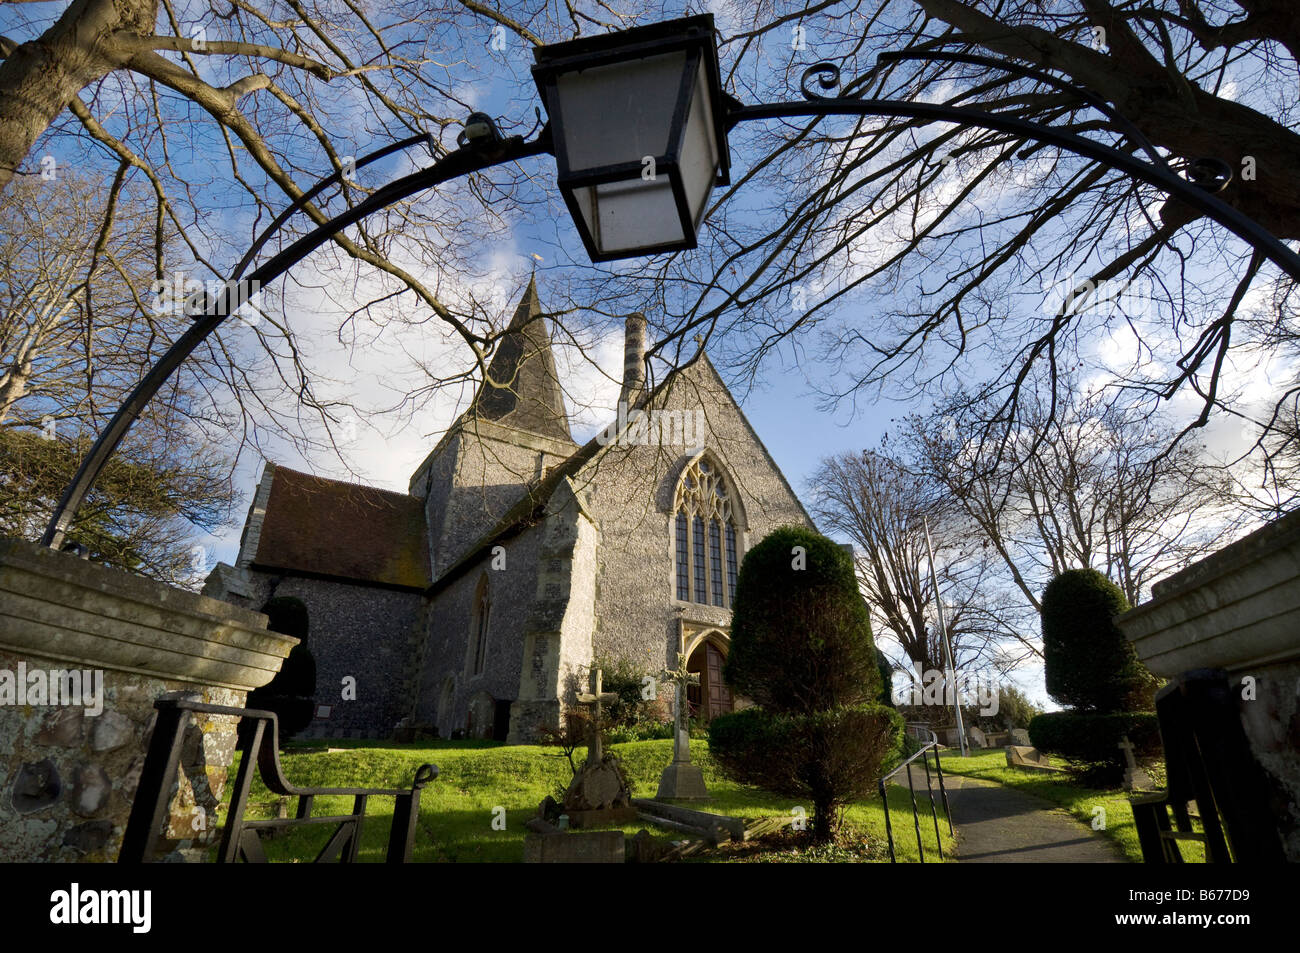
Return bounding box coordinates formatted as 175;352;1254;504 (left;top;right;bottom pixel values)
811;794;836;843
0;0;158;193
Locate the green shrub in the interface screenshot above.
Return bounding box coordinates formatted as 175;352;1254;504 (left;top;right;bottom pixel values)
724;526;881;713
591;655;669;731
606;721;674;744
875;649;894;708
709;704;903;812
712;526;895;841
1041;569;1157;713
986;685;1042;731
1028;710;1161;769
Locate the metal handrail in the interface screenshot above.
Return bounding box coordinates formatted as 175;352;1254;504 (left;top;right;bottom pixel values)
878;727;953;863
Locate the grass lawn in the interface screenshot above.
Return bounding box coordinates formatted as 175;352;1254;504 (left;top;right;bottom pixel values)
934;748;1206;863
215;738;954;863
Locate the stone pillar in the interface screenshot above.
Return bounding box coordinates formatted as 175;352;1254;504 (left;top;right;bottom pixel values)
0;538;297;861
1117;510;1300;861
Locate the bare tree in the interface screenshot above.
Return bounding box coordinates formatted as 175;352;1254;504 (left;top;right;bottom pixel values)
908;375;1234;610
0;171;238;582
809;448;1035;678
556;1;1300;500
0;0;659;480
7;1;1298;525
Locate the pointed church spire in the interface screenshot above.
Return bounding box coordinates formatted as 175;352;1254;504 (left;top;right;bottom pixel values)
469;277;574;443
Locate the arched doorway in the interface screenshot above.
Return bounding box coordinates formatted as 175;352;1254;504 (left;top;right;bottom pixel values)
686;640;733;721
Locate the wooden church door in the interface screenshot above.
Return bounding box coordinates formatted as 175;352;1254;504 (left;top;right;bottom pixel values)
701;642;733;720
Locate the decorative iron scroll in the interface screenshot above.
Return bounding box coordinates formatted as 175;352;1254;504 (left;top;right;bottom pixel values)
800;62;845;101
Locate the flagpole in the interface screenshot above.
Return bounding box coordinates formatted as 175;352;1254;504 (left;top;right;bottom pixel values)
924;517;968;757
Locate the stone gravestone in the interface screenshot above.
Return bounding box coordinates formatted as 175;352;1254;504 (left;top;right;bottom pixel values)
1118;735;1153;791
968;725;988;749
1009;728;1032;746
556;669;636;829
523;829;624;863
1006;745;1063;772
656;653;708;800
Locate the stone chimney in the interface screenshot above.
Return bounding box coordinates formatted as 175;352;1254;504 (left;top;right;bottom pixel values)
618;313;646;408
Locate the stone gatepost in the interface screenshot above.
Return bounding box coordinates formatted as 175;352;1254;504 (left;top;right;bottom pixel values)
0;538;297;861
1117;510;1300;861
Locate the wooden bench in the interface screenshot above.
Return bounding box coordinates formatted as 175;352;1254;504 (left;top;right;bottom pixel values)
119;696;436;863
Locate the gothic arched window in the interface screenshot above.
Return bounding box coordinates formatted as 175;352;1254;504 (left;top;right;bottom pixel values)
673;457;741;608
470;575;491;675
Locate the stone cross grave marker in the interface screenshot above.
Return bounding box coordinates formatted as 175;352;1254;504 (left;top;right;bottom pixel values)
576;668;619;767
1117;735;1152;791
662;653;700;764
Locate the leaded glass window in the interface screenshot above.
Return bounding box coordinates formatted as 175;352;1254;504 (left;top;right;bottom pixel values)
709;520;723;606
673;456;742;609
676;512;689;600
692;515;706;600
725;523;738;605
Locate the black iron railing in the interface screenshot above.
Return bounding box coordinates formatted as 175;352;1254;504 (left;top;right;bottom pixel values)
119;696;437;863
878;728;952;863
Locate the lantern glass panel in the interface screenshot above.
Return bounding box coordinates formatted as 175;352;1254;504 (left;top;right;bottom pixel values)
572;178;686;255
677;58;720;228
553;51;687;171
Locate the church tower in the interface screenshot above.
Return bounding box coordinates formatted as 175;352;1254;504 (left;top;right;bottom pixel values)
409;277;579;576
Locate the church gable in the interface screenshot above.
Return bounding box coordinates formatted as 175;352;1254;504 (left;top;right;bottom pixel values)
571;351;814;679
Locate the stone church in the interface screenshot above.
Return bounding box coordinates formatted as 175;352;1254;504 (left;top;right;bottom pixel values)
204;278;813;742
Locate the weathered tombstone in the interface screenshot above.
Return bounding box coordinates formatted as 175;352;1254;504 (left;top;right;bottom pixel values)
523;829;624;863
1118;735;1153;791
558;669;636;828
1006;744;1064;772
969;725;988;748
656;653;708;800
1009;728;1032;746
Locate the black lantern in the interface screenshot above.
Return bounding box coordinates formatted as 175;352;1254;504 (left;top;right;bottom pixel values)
532;14;732;262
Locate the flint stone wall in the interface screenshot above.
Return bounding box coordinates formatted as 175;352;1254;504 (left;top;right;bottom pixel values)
0;538;294;861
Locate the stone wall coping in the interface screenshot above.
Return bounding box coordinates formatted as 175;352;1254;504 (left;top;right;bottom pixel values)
0;537;294;691
1;537;269;628
1150;510;1300;599
1117;512;1300;675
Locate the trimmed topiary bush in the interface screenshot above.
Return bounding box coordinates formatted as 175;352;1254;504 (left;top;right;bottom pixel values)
1028;711;1161;763
723;526;882;712
1041;569;1157;713
709;703;903;809
709;526;901;842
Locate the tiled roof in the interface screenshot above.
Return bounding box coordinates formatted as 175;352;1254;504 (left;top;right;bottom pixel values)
252;466;430;589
